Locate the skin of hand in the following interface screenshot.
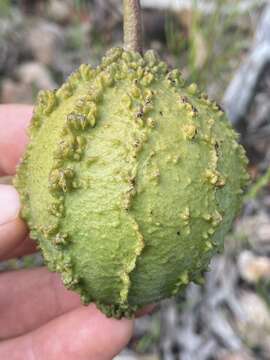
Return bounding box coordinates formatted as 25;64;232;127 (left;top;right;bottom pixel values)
0;104;135;360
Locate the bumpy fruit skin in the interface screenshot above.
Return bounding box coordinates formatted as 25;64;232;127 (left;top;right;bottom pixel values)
14;48;248;318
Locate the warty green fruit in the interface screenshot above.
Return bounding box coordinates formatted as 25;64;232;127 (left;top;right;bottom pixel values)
14;48;249;318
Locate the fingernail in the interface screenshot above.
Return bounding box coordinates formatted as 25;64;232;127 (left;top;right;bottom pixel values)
0;185;20;225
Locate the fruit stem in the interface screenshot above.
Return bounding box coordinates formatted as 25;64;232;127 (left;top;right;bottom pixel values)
123;0;143;54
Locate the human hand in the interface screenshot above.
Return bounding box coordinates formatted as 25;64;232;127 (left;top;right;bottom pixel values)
0;105;134;360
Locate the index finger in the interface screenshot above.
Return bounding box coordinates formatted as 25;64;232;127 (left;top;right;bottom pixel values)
0;104;33;176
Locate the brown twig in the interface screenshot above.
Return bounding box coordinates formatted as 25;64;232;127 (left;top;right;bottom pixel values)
123;0;143;54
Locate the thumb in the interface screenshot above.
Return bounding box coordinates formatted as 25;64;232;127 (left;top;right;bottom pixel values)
0;184;28;259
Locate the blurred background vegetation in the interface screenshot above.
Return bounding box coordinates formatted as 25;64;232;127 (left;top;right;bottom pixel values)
0;0;263;103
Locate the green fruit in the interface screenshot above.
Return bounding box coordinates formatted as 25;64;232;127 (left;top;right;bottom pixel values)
14;48;248;318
